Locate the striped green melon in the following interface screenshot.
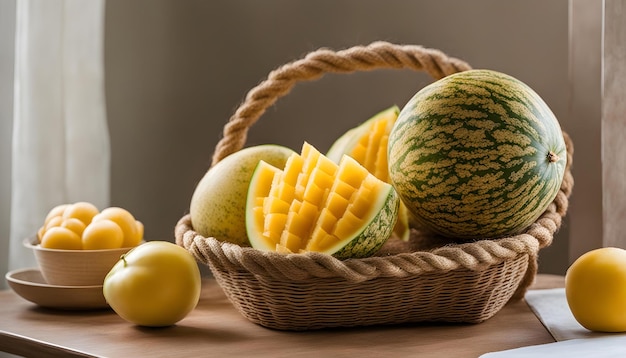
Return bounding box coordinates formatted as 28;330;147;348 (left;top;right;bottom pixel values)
246;142;399;259
327;106;410;241
388;69;567;240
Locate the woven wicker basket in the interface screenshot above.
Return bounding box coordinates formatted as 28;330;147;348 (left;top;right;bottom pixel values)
175;41;574;331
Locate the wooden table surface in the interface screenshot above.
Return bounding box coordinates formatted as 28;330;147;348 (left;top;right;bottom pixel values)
0;274;564;358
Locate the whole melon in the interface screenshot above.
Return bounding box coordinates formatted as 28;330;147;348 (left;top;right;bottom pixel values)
388;69;567;240
190;144;294;246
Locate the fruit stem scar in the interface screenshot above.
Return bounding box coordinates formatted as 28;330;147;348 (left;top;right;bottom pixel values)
120;254;128;267
547;151;560;163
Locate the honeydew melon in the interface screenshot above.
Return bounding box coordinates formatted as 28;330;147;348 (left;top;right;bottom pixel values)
190;145;294;246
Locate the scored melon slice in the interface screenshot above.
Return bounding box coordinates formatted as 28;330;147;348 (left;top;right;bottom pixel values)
246;142;400;259
327;106;411;241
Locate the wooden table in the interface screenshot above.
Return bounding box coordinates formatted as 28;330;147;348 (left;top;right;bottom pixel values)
0;274;564;358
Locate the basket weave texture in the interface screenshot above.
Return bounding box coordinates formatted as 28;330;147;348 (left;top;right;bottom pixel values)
175;41;574;331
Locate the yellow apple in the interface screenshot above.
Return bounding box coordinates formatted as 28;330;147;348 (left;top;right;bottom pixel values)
565;247;626;332
103;241;201;327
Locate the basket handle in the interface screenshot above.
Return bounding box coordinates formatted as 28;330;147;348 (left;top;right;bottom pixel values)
211;41;472;166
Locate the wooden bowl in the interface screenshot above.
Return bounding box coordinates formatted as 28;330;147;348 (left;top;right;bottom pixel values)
6;267;109;310
24;237;134;286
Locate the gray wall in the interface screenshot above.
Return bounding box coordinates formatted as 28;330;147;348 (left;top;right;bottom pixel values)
104;0;571;274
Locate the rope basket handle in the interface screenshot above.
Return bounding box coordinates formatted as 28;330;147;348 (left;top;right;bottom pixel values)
210;41;472;166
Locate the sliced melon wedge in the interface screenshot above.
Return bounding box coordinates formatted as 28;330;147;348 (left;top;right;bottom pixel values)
327;106;411;241
246;142;399;259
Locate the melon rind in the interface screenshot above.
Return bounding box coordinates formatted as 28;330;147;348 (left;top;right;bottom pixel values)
330;187;399;259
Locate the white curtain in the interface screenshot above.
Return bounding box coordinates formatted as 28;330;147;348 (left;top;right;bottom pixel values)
7;0;110;275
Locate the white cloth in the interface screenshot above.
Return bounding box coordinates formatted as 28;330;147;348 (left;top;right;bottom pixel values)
480;336;626;358
480;288;626;357
9;0;110;271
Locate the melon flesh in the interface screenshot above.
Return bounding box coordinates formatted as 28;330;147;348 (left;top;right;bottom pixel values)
247;142;399;259
327;106;411;241
341;111;394;181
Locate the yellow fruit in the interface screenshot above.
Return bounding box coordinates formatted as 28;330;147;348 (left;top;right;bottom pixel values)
61;217;87;237
93;207;140;248
38;216;65;243
82;219;124;250
44;203;70;225
63;201;100;226
44;215;64;231
135;220;144;241
40;204;69;241
565;247;626;332
103;241;201;327
190;144;294;246
40;226;83;250
37;226;45;242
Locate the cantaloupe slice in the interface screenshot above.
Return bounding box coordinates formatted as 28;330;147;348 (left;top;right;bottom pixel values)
246;142;399;259
327;106;411;241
